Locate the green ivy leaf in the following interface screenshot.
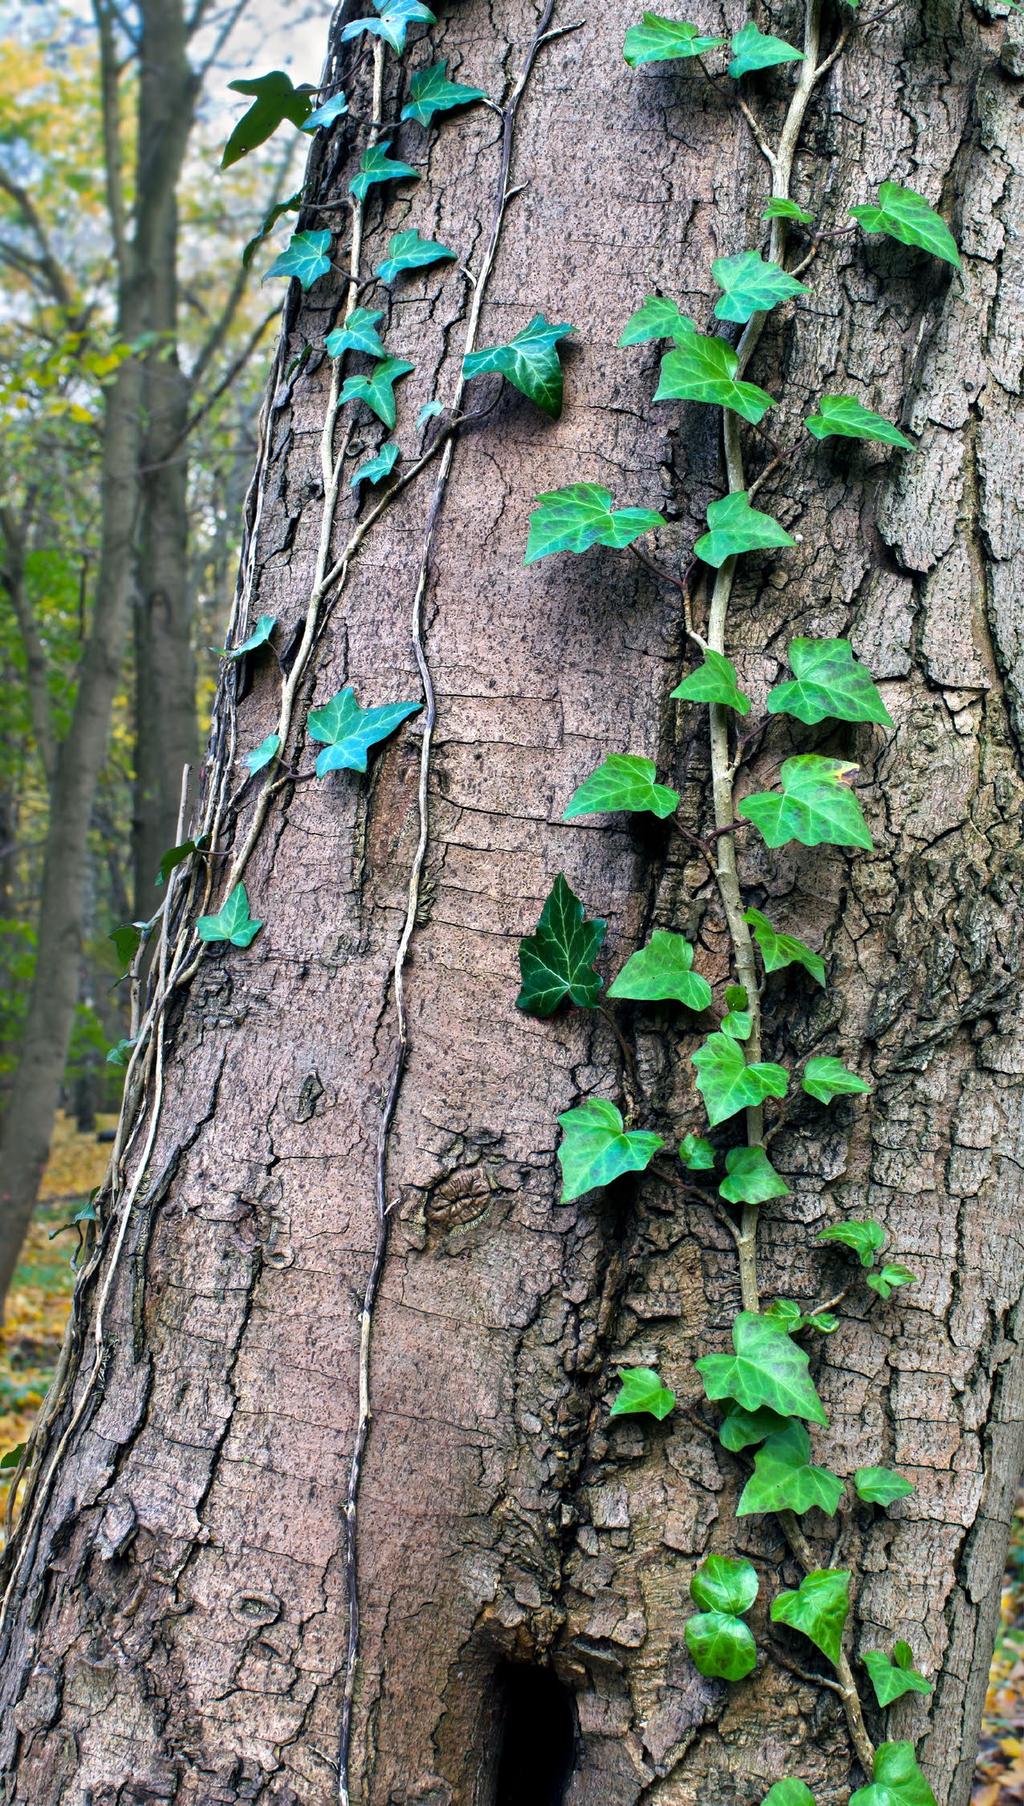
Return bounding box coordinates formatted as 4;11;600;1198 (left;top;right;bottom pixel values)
341;0;436;55
863;1645;933;1708
516;873;606;1017
712;251;808;324
608;930;712;1011
564;754;679;821
694;490;795;569
805;395;914;450
672;648;751;714
696;1310;828;1425
722;1005;752;1040
738;1420;843;1518
244;733;280;773
692;1032;788;1127
400;60;486;124
850;1742;938;1806
217;613;276;660
719;1401;790;1450
866;1263;917;1301
463;314;575;418
375;227;457;283
802;1056;872;1104
624;12;726;64
351;442;400;488
854;1466;915;1505
197;882;263;949
105;1037;135;1069
691;1553;759;1616
557;1098;663;1203
619;294;695;345
680;1132;716;1171
770;1568;850;1667
610;1366;676;1420
817;1219;886;1268
762;1783;816;1806
767;637;893;727
156;836;205;885
339;357;415;428
739;755;873;850
307;686;420;776
684;1611;757;1681
525;483;665;563
743;907;826;987
0;1441;26;1472
303;91;349;130
264;231;332;290
350;142;418;207
850;182;960;268
326;308;387;359
222;71;314;168
763;198;814;223
110;921;144;969
655;331;776;424
719;1145;790;1205
418;399;443;427
728;20;804;76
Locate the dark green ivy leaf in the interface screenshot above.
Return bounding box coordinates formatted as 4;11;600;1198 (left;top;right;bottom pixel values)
155;836;205;886
109;921;143;969
728;20;804;76
0;1442;26;1472
685;1610;758;1681
341;0;436;55
802;1056;872;1104
339;357;415;428
655;330;776;424
351;441;400;488
680;1132;716;1171
863;1645;933;1708
610;1366;676;1420
805;394;914;450
608;930;712;1011
770;1568;850;1667
564;754;679;820
400;60;486;125
672;648;751;714
850;182;960;268
712;250;808;324
866;1263;917;1301
766;637;893;727
197;882;263;949
222;71;315;169
738;1420;843;1518
738;756;873;850
557;1098;663;1203
350;141;418;203
619;294;695;345
624;13;726;65
375;227;457;283
463;314;575;418
264;231;332;290
849;1741;938;1806
719;1145;790;1205
525;484;664;563
817;1219;886;1268
696;1311;828;1425
692;1032;788;1127
516;873;606;1017
307;686;420;776
691;1553;759;1616
694;490;795;569
853;1466;915;1505
326;308;387;359
743;907;826;987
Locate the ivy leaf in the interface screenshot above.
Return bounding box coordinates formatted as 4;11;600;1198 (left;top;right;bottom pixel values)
557;1098;663;1203
696;1310;828;1425
105;1037;135;1069
222;71;314;168
264;230;332;290
610;1366;676;1420
849;1742;938;1806
564;754;679;821
350;141;418;204
863;1646;933;1708
817;1219;886;1268
738;756;873;851
339;357;415;428
866;1263;917;1301
850;182;960;268
767;637;893;727
217;613;276;660
463;314;575;418
738;1420;844;1518
692;1032;788;1127
805;395;914;450
624;13;726;65
764;197;814;224
854;1466;915;1505
307;687;420;776
684;1611;757;1681
722;1006;752;1040
655;331;776;424
802;1056;872;1104
744;907;826;988
242;190;303;269
763;1784;816;1806
351;442;400;488
375;227;457;283
680;1133;716;1171
400;60;486;124
608;930;712;1011
694;490;795;569
770;1568;850;1667
619;294;695;345
0;1442;26;1472
691;1554;759;1616
326;309;387;359
719;1401;790;1451
728;20;804;76
672;648;751;714
197;882;263;949
525;484;665;564
245;733;280;773
712;251;808;324
110;921;143;968
156;836;204;886
719;1145;790;1205
418;399;443;427
303;91;348;130
341;0;436;55
516;873;606;1017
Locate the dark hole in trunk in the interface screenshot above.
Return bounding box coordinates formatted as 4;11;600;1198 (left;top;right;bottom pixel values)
493;1660;577;1806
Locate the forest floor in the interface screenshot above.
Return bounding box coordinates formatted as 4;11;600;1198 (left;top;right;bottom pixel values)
0;1114;1021;1796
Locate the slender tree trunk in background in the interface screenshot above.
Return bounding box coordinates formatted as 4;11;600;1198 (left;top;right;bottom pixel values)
1;3;1023;1802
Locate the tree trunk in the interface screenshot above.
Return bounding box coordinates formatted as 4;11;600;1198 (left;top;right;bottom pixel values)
1;2;1022;1802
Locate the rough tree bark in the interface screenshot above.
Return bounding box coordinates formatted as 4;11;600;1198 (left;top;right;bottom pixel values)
1;2;1022;1803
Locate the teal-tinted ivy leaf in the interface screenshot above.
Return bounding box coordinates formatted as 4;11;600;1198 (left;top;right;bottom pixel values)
375;227;457;283
655;331;776;424
863;1645;933;1708
685;1611;757;1681
850;182;960;269
739;755;873;851
866;1263;917;1301
619;294;695;345
712;251;808;324
719;1145;790;1205
326;308;387;359
463;314;575;418
197;882;263;949
719;1401;790;1451
516;873;606;1017
350;141;418;203
680;1132;716;1171
696;1310;828;1425
242;190;303;269
770;1568;850;1667
849;1741;938;1806
672;648;751;714
691;1553;759;1616
608;930;712;1011
245;733;280;773
341;0;436;55
156;836;205;886
744;907;826;987
557;1098;663;1203
351;441;400;488
525;483;664;564
854;1466;915;1506
303;90;348;129
738;1420;843;1518
728;20;804;76
222;71;314;168
764;197;814;224
803;1056;872;1104
264;230;332;290
418;399;443;427
339;357;415;428
694;490;795;569
692;1032;788;1127
610;1366;676;1420
805;395;914;450
217;613;276;659
307;686;420;776
763;1784;816;1806
767;637;893;727
400;60;486;124
564;754;679;821
625;13;726;65
817;1219;886;1268
105;1037;135;1069
0;1441;26;1472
